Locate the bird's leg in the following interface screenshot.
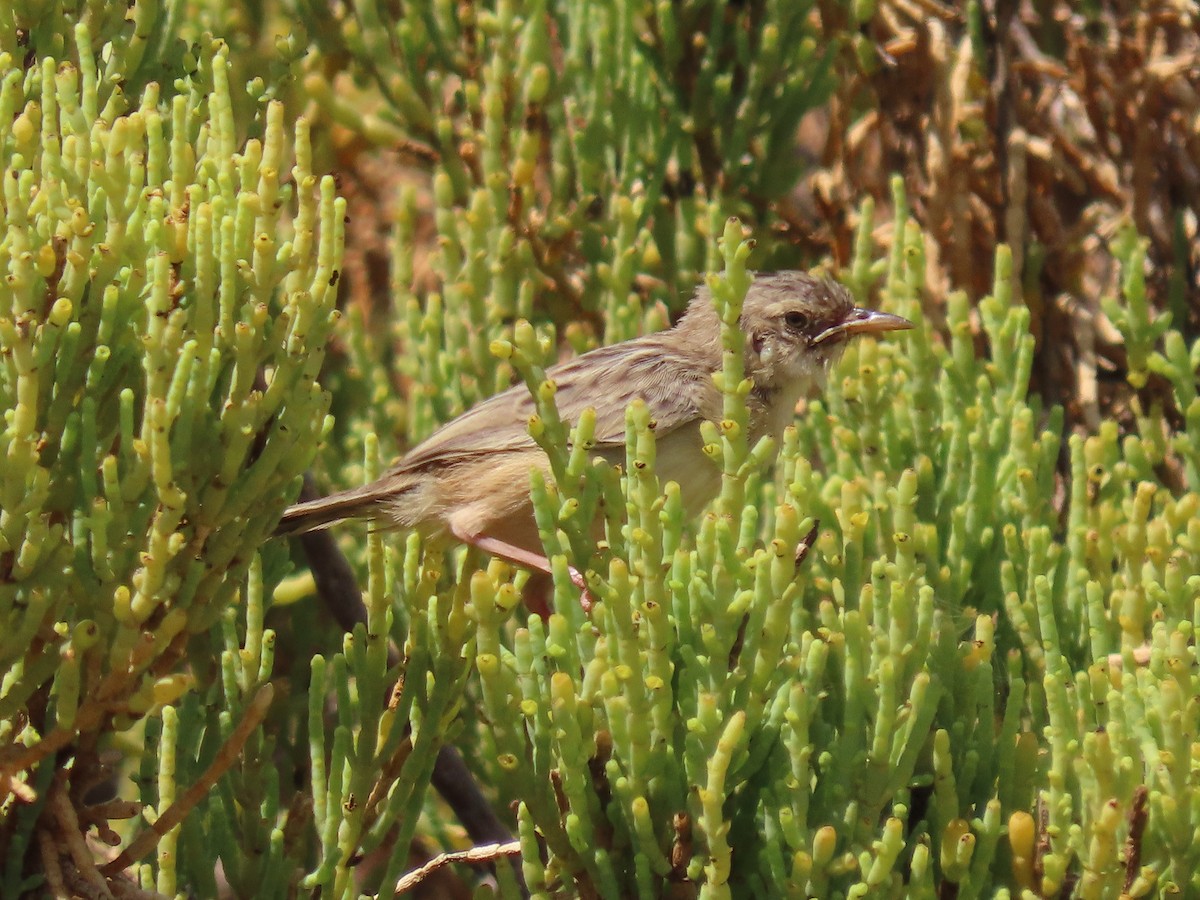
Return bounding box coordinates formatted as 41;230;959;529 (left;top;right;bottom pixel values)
450;525;593;614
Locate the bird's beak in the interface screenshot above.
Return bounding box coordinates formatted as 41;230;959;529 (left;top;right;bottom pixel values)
813;308;913;345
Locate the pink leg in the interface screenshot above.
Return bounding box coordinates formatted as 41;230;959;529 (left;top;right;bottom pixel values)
450;525;594;613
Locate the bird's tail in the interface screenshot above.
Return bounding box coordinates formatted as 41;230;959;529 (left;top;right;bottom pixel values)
274;483;400;537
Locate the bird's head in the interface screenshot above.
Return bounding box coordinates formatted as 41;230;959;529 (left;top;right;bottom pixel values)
738;271;912;391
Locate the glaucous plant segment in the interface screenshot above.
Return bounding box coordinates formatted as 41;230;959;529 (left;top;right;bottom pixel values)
0;29;342;893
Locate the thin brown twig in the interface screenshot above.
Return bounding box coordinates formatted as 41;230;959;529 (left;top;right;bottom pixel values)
1;721;86;776
48;778;114;898
391;840;522;896
100;684;275;876
1;628;189;778
1123;785;1149;892
37;826;68;897
794;520;821;570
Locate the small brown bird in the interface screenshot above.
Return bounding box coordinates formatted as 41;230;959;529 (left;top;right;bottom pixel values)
277;271;911;605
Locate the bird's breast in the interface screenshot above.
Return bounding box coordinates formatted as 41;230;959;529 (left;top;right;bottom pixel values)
748;381;806;448
654;427;724;518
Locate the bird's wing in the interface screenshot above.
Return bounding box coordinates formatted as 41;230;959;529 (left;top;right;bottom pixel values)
393;334;719;474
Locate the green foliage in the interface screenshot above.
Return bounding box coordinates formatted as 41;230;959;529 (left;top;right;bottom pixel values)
0;25;341;895
4;1;1200;899
786;186;1200;896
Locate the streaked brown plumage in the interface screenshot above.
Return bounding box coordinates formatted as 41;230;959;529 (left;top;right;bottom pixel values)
277;271;911;605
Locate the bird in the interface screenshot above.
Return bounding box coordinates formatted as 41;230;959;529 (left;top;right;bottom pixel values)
276;271;912;608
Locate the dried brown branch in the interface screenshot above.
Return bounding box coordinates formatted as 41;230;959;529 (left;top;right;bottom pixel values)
48;777;113;898
790;0;1200;444
1123;785;1150;891
100;684;275;877
390;839;522;896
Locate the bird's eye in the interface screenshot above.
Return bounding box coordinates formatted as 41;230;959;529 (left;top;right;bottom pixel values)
784;310;809;331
